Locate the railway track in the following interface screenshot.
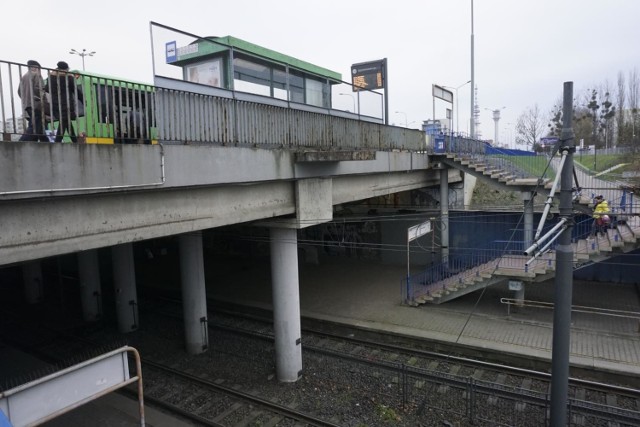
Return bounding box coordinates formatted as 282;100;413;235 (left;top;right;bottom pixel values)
137;296;640;426
140;359;341;427
3;295;639;426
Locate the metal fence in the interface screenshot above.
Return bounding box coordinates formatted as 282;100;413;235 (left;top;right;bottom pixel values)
309;346;640;426
153;81;425;150
1;58;426;151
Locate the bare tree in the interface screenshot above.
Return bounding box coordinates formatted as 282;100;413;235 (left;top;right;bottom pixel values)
598;83;616;149
547;89;596;149
515;104;546;149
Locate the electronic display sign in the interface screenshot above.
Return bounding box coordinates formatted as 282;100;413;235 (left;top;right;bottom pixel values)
351;59;385;92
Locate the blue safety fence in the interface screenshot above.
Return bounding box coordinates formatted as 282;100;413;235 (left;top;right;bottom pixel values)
402;213;616;304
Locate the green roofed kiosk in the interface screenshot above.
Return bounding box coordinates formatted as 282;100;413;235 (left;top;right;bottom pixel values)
167;35;342;109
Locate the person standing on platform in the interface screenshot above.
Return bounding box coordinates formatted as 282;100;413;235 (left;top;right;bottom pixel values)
45;61;82;142
18;60;49;142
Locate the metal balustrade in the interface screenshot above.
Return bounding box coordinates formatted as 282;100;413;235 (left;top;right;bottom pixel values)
1;59;426;151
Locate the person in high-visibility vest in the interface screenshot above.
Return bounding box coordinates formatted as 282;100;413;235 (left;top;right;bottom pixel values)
591;195;610;237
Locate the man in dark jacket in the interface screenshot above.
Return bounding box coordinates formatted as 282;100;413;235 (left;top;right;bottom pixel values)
45;61;82;142
18;60;49;142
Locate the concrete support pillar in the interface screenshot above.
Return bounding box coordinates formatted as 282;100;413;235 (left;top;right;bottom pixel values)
179;231;209;355
269;227;302;382
515;284;525;306
22;260;43;304
463;174;477;210
523;191;535;250
521;191;535;303
111;243;139;333
509;279;525;307
440;168;450;264
78;249;102;322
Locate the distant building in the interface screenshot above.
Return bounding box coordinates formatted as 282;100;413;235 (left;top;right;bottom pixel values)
422;119;450;136
1;117;25;135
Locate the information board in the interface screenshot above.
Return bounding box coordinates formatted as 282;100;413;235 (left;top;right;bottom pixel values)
351;59;385;91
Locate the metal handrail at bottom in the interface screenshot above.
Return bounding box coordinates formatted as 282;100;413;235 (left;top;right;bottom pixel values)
500;298;640;328
0;345;145;427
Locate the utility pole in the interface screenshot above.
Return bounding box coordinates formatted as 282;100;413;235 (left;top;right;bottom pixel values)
550;81;575;426
470;0;475;138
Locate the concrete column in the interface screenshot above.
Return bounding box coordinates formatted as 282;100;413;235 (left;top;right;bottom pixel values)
179;231;209;355
22;260;43;304
463;174;477;210
515;284;525;306
523;191;535;249
520;192;536;303
78;249;102;322
440;168;449;264
509;279;525;307
111;243;139;333
270;227;302;382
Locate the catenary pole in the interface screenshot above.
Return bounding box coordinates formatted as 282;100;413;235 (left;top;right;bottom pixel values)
470;0;475;138
550;81;575;426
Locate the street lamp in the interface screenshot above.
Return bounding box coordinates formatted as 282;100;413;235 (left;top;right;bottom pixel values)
395;111;408;127
470;0;475;138
485;106;506;145
69;48;96;71
443;80;471;135
505;122;514;148
338;93;356;113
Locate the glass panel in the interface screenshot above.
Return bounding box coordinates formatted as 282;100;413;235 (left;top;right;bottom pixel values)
234;57;270;86
305;77;325;107
273;67;287;100
289;70;304;104
185;59;222;87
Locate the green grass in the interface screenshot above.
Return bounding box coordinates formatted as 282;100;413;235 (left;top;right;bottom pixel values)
494;155;556;179
574;154;624;173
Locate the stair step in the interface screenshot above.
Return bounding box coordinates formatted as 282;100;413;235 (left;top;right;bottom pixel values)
617;223;636;243
493;268;535;278
606;229;624;247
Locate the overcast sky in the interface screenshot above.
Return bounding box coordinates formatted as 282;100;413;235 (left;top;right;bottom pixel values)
3;0;638;143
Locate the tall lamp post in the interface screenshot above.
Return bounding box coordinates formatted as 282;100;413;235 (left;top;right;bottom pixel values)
485;106;506;145
338;93;356;113
69;48;96;71
470;0;475;138
505;122;514;148
395;111;408;127
444;80;471;135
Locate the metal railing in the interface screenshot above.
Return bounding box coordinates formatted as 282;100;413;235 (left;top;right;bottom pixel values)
500;298;640;324
0;346;145;426
153;83;424;150
1;58;426;151
428;135;639;212
315;341;640;426
404;212;640;304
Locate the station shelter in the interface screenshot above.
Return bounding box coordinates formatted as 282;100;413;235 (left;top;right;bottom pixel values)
166;36;343;109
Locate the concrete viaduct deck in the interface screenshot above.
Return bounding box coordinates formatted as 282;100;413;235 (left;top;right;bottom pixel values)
0;142;455;266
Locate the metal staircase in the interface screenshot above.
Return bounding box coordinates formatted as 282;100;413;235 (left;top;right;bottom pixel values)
408;216;640;305
404;146;638;305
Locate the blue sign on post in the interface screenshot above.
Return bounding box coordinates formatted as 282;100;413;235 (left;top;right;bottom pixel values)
165;41;177;63
434;134;445;153
540;136;558;147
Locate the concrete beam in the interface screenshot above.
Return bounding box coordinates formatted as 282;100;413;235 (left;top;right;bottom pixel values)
0;143;431;200
0;169;444;266
0;144;452;266
295;150;376;162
